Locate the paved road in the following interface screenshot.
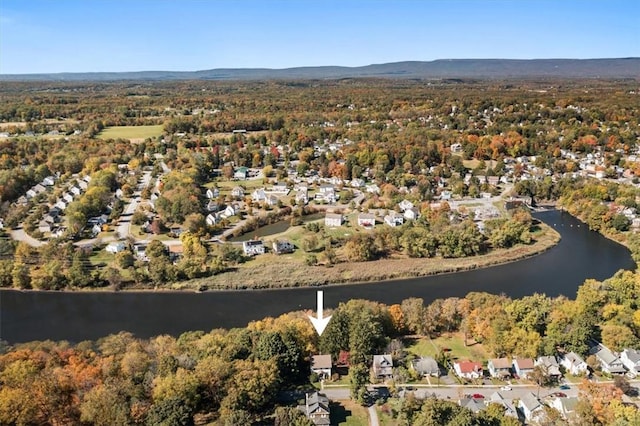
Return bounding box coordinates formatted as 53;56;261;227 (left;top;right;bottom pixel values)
368;405;380;426
8;226;45;248
115;170;152;240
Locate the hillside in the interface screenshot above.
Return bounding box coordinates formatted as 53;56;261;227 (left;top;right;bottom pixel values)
1;58;638;81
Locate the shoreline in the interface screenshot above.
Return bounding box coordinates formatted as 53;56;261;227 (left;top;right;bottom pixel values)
0;219;562;295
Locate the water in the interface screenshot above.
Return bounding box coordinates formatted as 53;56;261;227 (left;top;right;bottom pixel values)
0;210;634;343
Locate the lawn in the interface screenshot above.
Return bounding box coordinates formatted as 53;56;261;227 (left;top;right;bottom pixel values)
406;332;490;363
97;125;163;141
333;400;369;426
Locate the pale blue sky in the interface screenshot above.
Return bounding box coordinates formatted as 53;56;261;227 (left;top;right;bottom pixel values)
0;0;638;74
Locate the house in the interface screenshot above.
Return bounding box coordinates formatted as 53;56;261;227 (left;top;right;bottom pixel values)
273;240;295;254
512;358;535;379
115;188;124;199
453;361;483;380
251;188;267;203
26;184;47;199
78;180;89;191
548;396;579;420
299;392;330;426
357;213;376;229
55;199;68;211
168;244;184;262
231;186;245;199
398;200;414;212
404;207;420;221
488;392;518;419
310;354;332;379
70;186;82;196
91;223;102;237
205;213;220;226
243;240;265;256
265;194;279;206
487;358;512;379
42;176;56;186
459;397;486;413
106;242;127;254
366;183;380;194
205;187;219;199
560;352;589;376
336;350;350;369
234;166;249;180
38;220;52;234
620;348;640;377
318;184;335;194
0;218;3;230
518;392;544;423
219;204;238;219
206;200;220;212
372;355;393;379
63;192;74;203
535;355;562;379
296;186;309;204
350;178;365;188
384;212;404;227
411;357;440;377
132;244;148;261
325;213;343;227
590;343;626;374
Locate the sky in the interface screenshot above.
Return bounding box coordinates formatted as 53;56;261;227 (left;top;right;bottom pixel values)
0;0;638;74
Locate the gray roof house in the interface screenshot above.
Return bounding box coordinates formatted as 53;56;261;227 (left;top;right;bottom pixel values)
242;240;265;256
372;354;393;379
590;343;626;375
411;357;440;377
560;352;589;376
488;392;518;419
620;348;640;377
299;391;330;426
535;355;562;379
518;392;544;423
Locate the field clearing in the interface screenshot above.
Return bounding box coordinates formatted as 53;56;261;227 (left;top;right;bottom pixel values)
97;125;163;141
333;400;369;425
406;332;490;362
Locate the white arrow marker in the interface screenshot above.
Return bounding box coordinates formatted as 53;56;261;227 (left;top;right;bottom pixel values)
308;290;332;336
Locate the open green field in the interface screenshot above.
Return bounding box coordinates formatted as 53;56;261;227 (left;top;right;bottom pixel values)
406;332;490;363
97;125;163;141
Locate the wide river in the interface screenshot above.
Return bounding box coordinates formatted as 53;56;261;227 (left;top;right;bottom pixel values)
0;210;635;343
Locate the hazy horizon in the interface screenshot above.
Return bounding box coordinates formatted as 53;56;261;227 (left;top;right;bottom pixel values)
1;0;638;75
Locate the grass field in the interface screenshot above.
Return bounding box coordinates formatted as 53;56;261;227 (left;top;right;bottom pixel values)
406;332;490;363
333;400;369;426
97;125;163;141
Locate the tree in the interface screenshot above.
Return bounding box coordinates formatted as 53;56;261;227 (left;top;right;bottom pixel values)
273;406;314;426
80;384;131;426
349;363;369;405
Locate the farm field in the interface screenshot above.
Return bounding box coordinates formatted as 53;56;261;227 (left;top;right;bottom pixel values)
97;125;163;141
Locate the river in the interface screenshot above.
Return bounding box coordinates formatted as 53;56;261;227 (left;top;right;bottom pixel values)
0;210;635;343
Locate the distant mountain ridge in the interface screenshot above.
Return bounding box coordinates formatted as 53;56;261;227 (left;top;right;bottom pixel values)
1;58;639;81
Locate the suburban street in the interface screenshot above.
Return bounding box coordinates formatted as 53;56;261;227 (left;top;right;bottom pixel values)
115;170;152;240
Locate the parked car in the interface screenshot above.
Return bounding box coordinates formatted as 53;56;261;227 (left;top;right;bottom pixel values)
553;392;567;397
472;393;485;399
559;385;570;390
500;386;512;391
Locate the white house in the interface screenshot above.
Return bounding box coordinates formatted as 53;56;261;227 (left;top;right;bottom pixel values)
518;392;544;423
206;187;220;199
106;242;127;254
398;200;414;212
512;358;535;378
310;354;332;379
487;358;512;379
488;392;518;419
42;176;56;186
548;396;579;420
242;240;265;256
590;343;626;375
535;355;562;379
384;212;404;227
251;188;267;203
325;213;343;228
453;361;483;380
219;204;238;219
620;348;640;377
357;213;376;229
404;207;420;220
231;186;245;199
70;186;82;196
205;213;220;226
561;352;589;376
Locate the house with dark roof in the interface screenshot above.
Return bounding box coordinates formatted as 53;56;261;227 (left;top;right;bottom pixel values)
299;392;330;426
242;240;265;256
411;357;440;377
372;354;393;379
620;348;640;377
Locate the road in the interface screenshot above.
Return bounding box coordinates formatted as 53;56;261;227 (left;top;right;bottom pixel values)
115;170;152;240
8;226;45;248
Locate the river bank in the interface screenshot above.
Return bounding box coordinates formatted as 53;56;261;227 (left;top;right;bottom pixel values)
170;221;561;291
